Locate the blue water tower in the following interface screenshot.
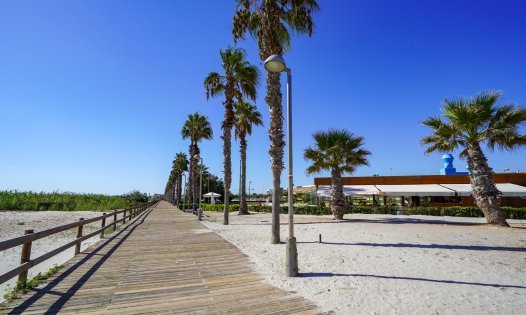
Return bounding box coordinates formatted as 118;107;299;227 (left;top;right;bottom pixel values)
440;154;457;175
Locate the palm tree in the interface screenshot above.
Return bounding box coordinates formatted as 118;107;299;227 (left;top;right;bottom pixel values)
181;113;213;211
234;100;263;215
204;47;259;225
173;152;189;206
304;129;371;220
165;168;176;202
233;0;319;243
421;91;526;226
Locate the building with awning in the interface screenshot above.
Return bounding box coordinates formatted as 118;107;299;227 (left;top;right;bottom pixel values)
314;173;526;207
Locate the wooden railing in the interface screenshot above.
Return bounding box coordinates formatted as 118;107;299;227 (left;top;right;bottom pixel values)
0;201;157;288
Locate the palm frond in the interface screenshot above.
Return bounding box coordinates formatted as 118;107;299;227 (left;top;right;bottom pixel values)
204;72;225;100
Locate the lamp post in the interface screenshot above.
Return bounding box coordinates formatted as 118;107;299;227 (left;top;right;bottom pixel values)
194;156;204;221
248;181;252;202
182;173;187;210
264;54;298;277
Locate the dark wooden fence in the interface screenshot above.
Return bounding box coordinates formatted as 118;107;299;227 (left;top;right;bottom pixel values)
0;201;157;288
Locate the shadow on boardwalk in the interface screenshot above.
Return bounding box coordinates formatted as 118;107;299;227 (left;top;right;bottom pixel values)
7;209;154;315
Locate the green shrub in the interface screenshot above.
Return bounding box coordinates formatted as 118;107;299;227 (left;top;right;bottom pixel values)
0;190;143;211
200;203;526;219
503;207;526;219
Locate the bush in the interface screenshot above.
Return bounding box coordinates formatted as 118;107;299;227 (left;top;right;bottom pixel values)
0;190;142;211
503;207;526;219
200;203;526;219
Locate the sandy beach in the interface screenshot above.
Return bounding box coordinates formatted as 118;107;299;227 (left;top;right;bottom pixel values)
201;212;526;315
0;211;117;296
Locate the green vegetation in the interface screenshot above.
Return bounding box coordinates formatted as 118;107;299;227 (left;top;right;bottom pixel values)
201;204;526;219
0;190;147;211
3;264;63;301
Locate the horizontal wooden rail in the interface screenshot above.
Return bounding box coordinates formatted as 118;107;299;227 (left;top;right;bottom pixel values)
0;201;157;287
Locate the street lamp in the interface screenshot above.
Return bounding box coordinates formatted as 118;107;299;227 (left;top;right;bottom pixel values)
182;173;187;210
264;54;298;277
193;154;204;221
248;181;252;202
199;157;204;221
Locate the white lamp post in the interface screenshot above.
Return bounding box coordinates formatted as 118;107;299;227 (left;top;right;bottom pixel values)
198;157;204;221
264;54;298;277
182;173;187;210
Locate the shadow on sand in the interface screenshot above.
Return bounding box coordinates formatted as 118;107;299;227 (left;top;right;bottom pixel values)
7;208;155;315
229;216;489;227
299;272;526;289
296;241;526;252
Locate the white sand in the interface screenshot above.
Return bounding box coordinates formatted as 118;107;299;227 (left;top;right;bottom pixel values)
201;212;526;314
0;211;117;296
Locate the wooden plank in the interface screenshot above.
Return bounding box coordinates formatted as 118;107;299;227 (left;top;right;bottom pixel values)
0;201;322;314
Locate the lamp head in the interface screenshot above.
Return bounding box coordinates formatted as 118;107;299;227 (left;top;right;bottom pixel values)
264;54;287;73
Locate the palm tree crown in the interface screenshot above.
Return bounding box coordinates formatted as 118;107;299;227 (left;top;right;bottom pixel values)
304;129;371;175
421;91;526;155
204;47;259;103
233;0;319;59
234;100;263;139
173;152;189;174
304;129;370;220
181;113;213;144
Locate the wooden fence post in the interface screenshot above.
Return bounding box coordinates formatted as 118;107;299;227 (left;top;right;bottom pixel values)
101;213;106;238
123;209;126;224
113;210;117;231
75;218;84;255
18;229;34;288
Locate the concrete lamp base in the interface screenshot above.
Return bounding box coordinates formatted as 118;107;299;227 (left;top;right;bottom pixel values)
286;236;298;277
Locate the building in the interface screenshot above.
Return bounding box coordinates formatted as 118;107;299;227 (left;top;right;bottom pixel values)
313;155;526;207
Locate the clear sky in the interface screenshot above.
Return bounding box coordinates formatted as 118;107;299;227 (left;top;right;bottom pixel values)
1;0;525;195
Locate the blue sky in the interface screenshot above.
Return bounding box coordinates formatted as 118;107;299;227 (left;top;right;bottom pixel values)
1;0;525;195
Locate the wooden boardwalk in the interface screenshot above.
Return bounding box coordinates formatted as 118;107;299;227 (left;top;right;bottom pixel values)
1;201;322;314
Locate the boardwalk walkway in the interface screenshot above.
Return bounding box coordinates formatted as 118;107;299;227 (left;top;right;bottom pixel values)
1;201;321;314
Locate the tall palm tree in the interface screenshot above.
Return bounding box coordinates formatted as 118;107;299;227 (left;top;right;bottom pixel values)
421;91;526;227
304;129;371;220
234;100;263;215
233;0;319;243
173;152;189;205
204;47;259;225
181;113;213;211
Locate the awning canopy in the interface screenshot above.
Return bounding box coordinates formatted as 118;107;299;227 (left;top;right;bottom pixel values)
317;185;380;196
317;183;526;197
203;192;221;197
440;183;526;197
375;184;456;197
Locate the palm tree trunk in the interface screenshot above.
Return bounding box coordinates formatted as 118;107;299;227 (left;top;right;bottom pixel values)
222;125;232;224
330;168;346;220
466;143;509;227
239;135;249;215
190;144;200;211
222;96;235;225
266;71;284;244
